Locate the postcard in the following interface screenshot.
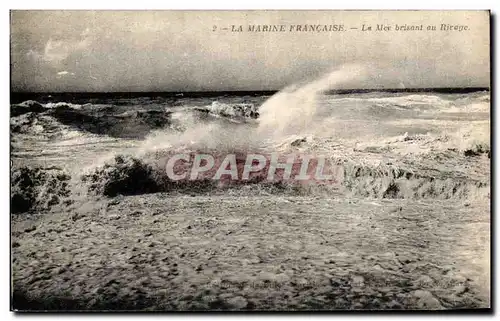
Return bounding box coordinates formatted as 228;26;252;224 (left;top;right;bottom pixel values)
10;10;490;311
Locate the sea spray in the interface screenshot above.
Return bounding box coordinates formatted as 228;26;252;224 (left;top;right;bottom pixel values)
257;64;366;139
132;64;367;158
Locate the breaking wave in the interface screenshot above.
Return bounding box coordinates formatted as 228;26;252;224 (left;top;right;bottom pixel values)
11;166;72;214
11;101;173;139
195;101;259;120
71;151;489;203
10;65;490;211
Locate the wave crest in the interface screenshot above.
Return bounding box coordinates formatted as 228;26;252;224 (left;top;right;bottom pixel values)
11;166;71;214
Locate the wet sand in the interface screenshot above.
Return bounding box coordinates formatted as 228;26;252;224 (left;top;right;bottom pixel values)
12;195;490;311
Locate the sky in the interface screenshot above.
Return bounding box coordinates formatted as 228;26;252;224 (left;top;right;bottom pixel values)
10;10;490;92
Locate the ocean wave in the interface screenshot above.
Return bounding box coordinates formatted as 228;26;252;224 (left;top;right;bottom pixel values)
10;103;173;139
75;151;489;201
11;100;46;117
49;106;173;139
81;155;166;197
43;102;86;109
195;101;259;120
11;100;87;117
439;102;490;114
342;162;489;200
368;94;450;106
10;112;72;137
10;73;490;205
332;94;451;108
11;166;72;214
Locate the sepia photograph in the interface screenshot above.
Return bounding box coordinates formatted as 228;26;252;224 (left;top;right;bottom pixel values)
10;10;490;311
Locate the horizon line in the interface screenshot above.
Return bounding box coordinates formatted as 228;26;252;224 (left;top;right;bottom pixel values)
10;87;490;95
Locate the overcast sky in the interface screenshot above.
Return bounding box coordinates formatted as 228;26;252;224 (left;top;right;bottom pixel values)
11;10;490;92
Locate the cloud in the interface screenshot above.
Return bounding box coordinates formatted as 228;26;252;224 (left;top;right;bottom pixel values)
56;70;75;77
43;30;92;67
10;11;490;92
